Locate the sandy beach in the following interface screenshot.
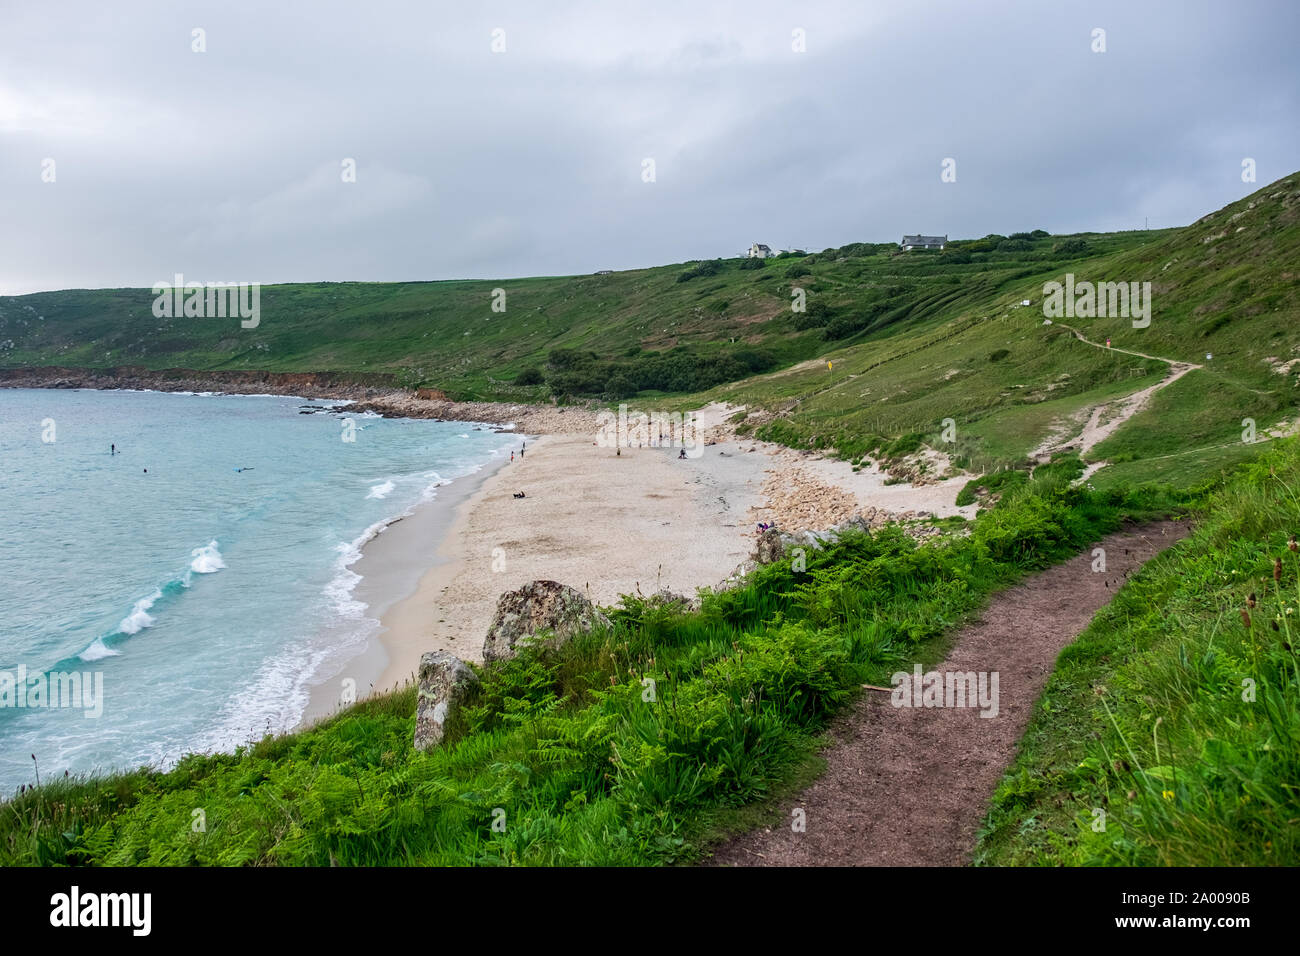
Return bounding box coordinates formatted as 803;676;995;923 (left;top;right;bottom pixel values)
299;404;978;724
365;431;771;689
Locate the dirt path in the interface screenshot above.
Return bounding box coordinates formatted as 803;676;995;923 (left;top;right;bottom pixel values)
706;520;1188;867
1031;327;1202;462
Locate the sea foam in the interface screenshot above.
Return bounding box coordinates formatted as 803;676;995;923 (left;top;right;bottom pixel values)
118;589;162;635
366;479;396;500
189;541;225;574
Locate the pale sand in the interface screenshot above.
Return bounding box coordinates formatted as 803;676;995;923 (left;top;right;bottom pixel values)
363;432;771;691
302;404;977;724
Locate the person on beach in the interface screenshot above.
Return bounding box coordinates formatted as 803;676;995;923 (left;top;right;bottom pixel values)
521;443;525;458
678;448;686;459
511;451;514;462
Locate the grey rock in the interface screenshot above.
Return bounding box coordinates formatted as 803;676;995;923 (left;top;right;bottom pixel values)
754;527;785;565
482;580;612;662
413;651;478;751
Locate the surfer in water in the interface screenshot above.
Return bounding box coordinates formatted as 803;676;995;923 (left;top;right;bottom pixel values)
111;443;116;455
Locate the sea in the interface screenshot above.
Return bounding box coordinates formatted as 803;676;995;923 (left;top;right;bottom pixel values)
0;387;519;794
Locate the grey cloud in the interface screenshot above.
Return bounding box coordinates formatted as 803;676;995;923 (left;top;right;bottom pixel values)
1;0;1296;293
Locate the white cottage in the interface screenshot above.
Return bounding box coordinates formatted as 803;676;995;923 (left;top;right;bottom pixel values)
900;234;947;251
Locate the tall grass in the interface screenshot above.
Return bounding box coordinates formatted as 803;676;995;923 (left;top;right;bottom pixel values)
977;439;1300;866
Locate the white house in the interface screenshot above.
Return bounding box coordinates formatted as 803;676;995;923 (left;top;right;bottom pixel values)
747;242;774;259
900;234;947;251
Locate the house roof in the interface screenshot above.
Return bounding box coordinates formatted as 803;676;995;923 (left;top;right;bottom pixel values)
901;235;947;245
752;243;772;250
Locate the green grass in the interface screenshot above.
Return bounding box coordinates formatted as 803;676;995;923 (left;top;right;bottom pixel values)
1087;439;1271;492
975;439;1300;866
0;474;1168;866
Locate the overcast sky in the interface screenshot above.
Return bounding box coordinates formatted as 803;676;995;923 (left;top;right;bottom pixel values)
1;0;1296;294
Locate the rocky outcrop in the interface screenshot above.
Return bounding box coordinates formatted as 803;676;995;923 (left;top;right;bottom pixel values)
0;366;600;434
413;651;479;751
0;364;398;397
754;528;785;565
641;588;700;613
482;580;612;662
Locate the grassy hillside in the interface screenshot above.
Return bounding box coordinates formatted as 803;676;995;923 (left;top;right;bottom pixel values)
5;175;1297;489
709;174;1300;476
0;229;1153;404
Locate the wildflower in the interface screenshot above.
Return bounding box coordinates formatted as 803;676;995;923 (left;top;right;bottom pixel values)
1275;558;1283;582
1248;592;1257;608
1162;790;1175;800
1241;608;1252;627
1290;535;1297;553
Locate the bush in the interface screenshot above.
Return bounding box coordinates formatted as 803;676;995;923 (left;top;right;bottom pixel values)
955;468;1029;506
738;256;766;270
1052;238;1089;255
676;260;722;283
604;374;637;399
515;367;544;386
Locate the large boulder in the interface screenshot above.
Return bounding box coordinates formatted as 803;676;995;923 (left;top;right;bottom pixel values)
482;580;612;663
413;651;478;751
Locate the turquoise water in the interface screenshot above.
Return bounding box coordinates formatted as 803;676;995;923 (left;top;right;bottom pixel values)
0;388;518;793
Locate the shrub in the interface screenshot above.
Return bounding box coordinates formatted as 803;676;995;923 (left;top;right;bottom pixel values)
677;260;722;283
604;374;637;399
1052;238;1089;255
515;367;544;386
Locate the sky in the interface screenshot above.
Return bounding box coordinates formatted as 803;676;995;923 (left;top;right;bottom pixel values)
1;0;1297;294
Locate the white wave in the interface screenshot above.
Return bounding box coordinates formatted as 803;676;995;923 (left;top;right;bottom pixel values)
117;589;162;635
79;637;120;661
189;641;337;755
366;479;396;500
324;517;394;623
190;540;226;574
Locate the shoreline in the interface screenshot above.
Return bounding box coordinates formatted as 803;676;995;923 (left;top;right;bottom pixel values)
5;380;976;739
297;445;521;727
317;428;977;728
0;368;600;433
